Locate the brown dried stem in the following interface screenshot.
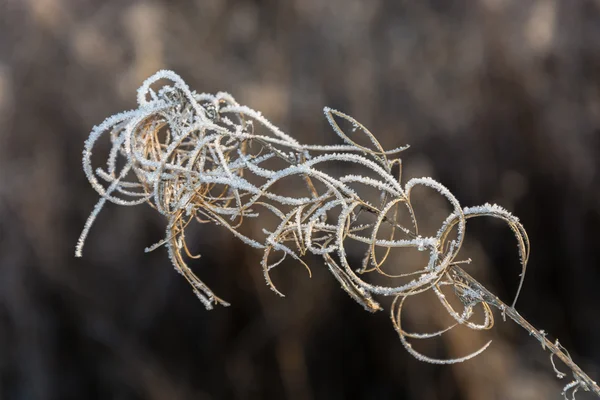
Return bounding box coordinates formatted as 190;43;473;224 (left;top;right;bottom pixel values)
76;70;599;399
450;265;600;398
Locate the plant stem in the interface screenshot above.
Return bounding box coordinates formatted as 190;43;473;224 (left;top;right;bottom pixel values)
450;265;600;397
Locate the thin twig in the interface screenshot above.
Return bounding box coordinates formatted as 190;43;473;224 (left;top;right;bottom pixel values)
450;265;600;397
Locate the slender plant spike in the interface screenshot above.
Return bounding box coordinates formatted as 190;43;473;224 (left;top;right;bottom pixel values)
77;70;600;398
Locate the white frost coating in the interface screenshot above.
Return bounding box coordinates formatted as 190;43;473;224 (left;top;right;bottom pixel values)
78;70;534;372
136;70;207;120
220;104;300;145
461;203;530;308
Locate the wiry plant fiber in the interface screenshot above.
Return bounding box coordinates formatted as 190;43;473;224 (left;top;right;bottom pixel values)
77;70;599;399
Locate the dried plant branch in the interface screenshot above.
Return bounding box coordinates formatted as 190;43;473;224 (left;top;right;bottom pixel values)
76;70;599;398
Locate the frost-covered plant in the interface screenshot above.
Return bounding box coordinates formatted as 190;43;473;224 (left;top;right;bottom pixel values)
76;70;599;399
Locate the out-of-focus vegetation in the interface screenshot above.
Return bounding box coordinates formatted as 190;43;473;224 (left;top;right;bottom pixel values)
0;1;599;399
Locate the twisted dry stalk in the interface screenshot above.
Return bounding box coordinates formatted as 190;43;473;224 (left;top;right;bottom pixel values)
76;70;599;399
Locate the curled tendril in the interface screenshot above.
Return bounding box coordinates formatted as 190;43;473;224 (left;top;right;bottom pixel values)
76;70;600;398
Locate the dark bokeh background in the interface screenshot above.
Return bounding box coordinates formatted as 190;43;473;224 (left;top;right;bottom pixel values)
1;0;600;399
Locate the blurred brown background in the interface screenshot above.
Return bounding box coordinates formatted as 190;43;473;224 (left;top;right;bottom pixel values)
1;0;600;399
